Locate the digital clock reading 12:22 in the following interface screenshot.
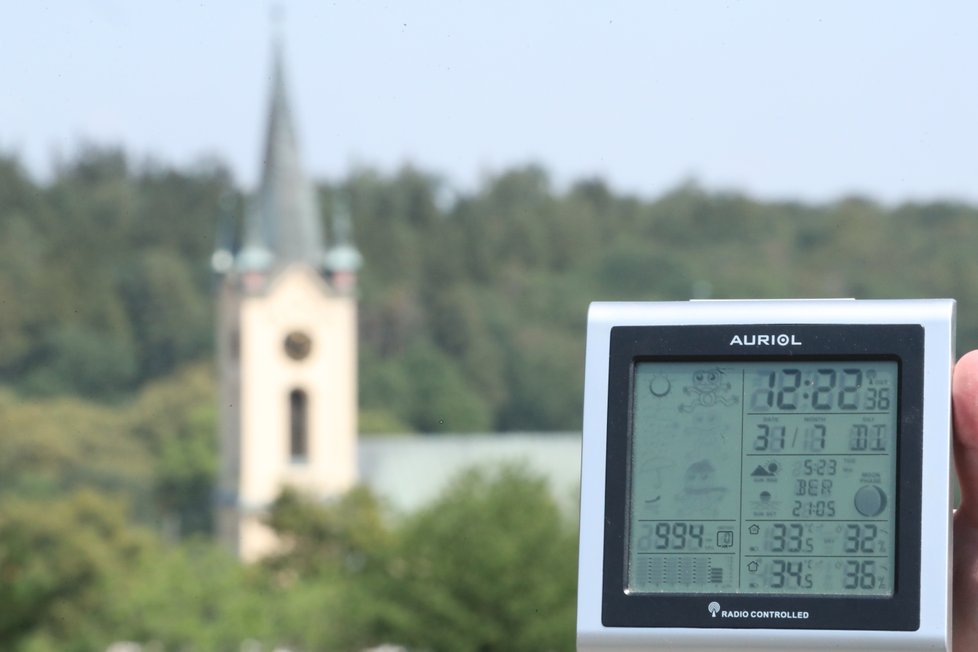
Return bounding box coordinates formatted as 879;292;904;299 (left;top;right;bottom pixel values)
627;361;898;597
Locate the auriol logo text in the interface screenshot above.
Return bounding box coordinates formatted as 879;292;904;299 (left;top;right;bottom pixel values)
729;334;803;347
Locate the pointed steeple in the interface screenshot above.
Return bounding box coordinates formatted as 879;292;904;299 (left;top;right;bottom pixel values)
238;33;326;272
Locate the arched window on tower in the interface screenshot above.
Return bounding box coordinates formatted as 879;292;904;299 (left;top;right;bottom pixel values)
289;389;309;463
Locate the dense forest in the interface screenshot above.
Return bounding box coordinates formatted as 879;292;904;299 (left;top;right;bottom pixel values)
3;146;978;431
2;146;977;650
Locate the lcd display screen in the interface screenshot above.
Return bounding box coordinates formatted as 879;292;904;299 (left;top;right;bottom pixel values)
627;361;898;597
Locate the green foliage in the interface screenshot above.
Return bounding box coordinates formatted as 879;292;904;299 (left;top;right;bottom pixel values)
358;407;413;434
0;491;154;652
118;248;211;380
22;324;137;399
264;485;394;581
4;148;978;431
107;541;274;651
0;214;48;372
127;363;219;536
345;166;978;431
0;364;218;535
0;390;152;504
360;342;492;433
376;465;578;652
498;326;582;430
0;147;228;400
0;491;270;652
260;465;577;652
260;486;399;651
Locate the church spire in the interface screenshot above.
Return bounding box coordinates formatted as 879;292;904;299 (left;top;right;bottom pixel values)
238;31;326;272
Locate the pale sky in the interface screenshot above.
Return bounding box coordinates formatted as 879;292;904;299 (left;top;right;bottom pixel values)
3;1;977;204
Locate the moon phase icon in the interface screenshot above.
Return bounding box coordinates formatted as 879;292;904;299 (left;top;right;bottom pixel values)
649;376;672;397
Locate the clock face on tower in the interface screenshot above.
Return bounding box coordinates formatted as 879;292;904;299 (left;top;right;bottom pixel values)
284;331;313;361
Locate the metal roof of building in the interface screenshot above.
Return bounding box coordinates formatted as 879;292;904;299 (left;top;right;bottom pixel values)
358;432;582;515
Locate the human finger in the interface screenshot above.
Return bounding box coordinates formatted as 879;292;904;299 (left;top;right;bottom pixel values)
953;350;978;525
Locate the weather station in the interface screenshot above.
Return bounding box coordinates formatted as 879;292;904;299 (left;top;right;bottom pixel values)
577;299;955;651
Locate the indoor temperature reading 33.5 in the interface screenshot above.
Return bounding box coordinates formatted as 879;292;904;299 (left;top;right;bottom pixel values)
577;300;955;652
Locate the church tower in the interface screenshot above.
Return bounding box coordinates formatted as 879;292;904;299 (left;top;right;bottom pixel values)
213;38;362;561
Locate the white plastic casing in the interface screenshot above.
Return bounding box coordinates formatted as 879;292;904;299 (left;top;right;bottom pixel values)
578;299;955;652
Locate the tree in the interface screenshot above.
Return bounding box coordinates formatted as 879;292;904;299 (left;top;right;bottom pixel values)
6;147;978;432
118;249;211;381
0;215;47;376
499;327;583;431
263;485;394;581
107;541;274;651
400;343;492;432
22;323;137;399
261;486;399;652
360;342;492;433
373;465;578;652
0;391;152;506
258;466;578;652
126;363;218;536
0;492;154;652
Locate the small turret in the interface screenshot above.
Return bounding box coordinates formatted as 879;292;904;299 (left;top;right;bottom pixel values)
211;191;238;276
324;196;362;294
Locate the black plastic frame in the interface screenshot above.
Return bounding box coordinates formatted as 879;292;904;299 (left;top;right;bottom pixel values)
601;324;924;630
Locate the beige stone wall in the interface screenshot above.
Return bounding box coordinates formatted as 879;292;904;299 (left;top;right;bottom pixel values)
219;265;358;561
